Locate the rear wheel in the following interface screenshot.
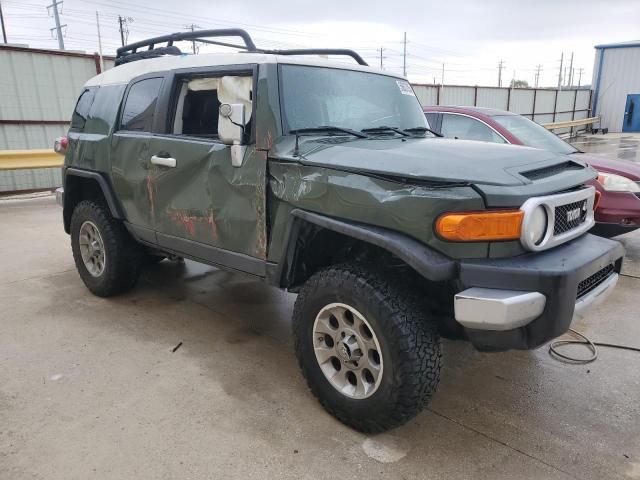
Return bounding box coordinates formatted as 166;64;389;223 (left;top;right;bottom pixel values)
293;263;442;433
70;200;142;297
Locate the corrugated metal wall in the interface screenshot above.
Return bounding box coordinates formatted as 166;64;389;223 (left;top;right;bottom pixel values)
413;84;592;135
0;46;113;193
0;46;114;149
592;46;640;133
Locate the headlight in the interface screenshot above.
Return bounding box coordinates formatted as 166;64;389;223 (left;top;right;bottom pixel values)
597;172;640;192
524;205;548;246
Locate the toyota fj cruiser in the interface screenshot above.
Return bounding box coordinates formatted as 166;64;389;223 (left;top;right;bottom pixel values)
56;29;624;433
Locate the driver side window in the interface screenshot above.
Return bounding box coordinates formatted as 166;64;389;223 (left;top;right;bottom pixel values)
440;114;505;144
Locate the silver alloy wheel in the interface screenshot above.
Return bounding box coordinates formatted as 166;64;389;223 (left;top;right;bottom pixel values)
79;220;106;277
312;303;384;399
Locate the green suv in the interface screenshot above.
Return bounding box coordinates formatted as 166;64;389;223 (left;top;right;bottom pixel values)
55;29;624;433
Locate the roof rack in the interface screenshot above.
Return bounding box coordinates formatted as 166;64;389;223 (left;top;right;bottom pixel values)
115;28;369;67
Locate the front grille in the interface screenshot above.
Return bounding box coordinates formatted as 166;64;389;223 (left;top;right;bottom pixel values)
577;264;615;299
554;199;588;235
521;161;583;181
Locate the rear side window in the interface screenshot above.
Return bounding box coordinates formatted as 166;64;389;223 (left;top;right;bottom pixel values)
120;77;163;131
440;114;506;143
424;112;439;131
71;89;96;130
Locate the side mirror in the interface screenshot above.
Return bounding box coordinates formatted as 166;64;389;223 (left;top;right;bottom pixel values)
218;103;245;145
218;103;246;168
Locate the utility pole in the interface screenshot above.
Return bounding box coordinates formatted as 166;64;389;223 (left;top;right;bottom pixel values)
47;0;66;50
567;51;574;87
557;52;564;90
118;15;133;46
511;69;516;87
497;60;505;87
534;64;542;88
441;63;445;85
118;15;125;46
186;24;201;54
402;32;407;77
378;47;385;69
577;67;584;87
0;0;8;43
96;11;104;72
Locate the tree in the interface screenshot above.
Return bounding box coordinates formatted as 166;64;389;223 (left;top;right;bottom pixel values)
510;79;530;88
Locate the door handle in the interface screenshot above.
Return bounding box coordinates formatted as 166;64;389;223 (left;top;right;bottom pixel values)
150;155;176;168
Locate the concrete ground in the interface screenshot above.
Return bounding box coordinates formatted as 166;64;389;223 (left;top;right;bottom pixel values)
2;136;640;479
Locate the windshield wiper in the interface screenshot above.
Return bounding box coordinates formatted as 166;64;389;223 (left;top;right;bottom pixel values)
290;126;368;139
403;126;443;137
290;126;367;157
361;126;409;137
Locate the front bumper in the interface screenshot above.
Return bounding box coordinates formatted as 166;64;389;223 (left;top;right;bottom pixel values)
455;233;624;351
55;187;64;207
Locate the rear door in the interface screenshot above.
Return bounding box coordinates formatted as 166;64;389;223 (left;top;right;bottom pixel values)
110;76;165;243
147;66;267;276
623;94;640;132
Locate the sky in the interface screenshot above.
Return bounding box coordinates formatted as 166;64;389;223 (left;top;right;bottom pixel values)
2;0;639;87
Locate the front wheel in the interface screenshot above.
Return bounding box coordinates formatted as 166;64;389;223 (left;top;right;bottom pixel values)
292;263;442;433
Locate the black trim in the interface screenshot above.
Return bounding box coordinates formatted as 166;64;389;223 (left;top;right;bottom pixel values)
590;221;640;238
458;233;624;350
64;167;125;219
272;209;457;287
124;222;157;244
156;232;266;277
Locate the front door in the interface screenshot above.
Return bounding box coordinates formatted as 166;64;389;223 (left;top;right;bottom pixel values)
623;94;640;132
148;69;267;277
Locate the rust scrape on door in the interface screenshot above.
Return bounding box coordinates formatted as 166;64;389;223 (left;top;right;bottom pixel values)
146;174;156;221
166;208;218;240
254;155;267;259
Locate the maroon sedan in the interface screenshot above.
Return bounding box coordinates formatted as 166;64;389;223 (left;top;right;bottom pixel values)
424;106;640;237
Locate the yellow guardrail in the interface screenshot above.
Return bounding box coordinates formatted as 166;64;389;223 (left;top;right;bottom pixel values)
542;116;599;130
0;149;64;170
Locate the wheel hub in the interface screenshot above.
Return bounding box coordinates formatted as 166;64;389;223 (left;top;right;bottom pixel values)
78;220;106;277
312;303;384;399
336;332;363;366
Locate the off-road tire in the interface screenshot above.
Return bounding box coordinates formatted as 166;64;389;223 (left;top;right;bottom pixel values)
293;263;442;433
70;200;142;297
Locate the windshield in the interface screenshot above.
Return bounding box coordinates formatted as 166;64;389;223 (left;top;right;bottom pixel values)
279;65;428;133
492;114;577;155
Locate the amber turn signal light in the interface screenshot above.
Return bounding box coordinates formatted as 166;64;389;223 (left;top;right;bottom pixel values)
436;210;524;242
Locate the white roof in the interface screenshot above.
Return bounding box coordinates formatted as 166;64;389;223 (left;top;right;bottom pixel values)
85;52;399;87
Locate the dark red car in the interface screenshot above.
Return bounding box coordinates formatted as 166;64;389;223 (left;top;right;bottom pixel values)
424;106;640;237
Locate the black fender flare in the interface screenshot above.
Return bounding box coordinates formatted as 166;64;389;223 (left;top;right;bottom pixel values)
62;168;125;232
272;209;458;287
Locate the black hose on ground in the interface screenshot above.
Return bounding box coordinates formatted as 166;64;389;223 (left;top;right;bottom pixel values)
549;328;640;364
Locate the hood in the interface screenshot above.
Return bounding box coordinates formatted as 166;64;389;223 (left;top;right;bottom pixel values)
284;136;587;186
574;152;640;181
